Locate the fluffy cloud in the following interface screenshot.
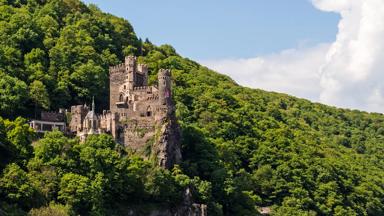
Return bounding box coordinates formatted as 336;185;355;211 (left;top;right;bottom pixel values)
202;0;384;112
315;0;384;112
201;44;329;101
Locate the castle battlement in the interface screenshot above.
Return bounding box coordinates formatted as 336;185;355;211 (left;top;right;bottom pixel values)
133;86;152;91
137;64;148;74
133;86;149;91
70;104;88;114
125;55;137;62
109;63;125;74
99;110;112;119
70;56;181;169
159;68;171;76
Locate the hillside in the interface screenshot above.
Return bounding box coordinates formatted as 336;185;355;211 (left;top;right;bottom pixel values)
1;0;384;215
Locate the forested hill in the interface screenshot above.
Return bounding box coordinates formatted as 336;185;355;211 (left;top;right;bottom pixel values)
1;0;384;215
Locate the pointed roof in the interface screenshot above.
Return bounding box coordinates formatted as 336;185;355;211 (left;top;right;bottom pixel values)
92;96;95;112
85;97;97;120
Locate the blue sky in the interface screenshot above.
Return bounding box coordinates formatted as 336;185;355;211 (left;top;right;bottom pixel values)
81;0;384;113
81;0;339;60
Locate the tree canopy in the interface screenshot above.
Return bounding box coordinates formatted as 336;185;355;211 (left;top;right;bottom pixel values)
1;0;384;215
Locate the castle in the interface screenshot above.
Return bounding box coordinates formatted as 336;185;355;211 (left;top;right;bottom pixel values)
68;56;181;168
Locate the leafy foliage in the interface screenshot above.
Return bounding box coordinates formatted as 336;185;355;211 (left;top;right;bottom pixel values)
0;71;28;116
0;0;139;116
29;80;50;112
1;0;384;216
0;132;206;215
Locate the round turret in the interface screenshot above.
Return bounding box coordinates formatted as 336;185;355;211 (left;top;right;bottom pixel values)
158;69;171;106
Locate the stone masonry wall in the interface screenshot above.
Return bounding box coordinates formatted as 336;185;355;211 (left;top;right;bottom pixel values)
109;64;126;114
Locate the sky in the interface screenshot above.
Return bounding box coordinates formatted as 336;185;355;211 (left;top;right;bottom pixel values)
82;0;384;113
82;0;339;59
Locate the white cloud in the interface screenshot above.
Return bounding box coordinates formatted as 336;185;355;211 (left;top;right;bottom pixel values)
316;0;384;112
201;44;329;101
201;0;384;113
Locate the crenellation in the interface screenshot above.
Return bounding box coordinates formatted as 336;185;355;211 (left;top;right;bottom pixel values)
70;55;181;169
133;86;149;91
137;64;148;73
109;63;126;74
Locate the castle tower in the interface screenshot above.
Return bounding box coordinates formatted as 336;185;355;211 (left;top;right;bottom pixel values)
137;64;148;86
125;56;136;91
158;69;172;106
109;62;127;114
69;104;89;133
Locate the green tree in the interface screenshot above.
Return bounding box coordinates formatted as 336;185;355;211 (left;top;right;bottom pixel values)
58;173;98;214
29;80;50;117
0;117;13;170
4;117;35;163
24;48;49;83
33;130;76;170
0;72;28;117
0;163;38;209
69;60;107;103
28;203;72;216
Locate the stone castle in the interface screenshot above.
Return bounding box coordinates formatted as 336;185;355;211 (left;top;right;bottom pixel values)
68;56;181;168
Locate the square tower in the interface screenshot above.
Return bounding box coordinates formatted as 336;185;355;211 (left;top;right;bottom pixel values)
125;56;136;91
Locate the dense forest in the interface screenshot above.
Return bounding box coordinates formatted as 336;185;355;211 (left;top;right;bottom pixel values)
1;0;384;215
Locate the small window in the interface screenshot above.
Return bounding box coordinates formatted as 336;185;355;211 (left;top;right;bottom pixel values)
147;106;152;117
124;85;126;89
119;94;123;102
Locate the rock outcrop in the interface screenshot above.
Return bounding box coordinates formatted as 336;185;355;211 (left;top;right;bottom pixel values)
155;111;182;169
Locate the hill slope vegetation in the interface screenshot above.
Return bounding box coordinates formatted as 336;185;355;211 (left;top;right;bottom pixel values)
1;0;384;215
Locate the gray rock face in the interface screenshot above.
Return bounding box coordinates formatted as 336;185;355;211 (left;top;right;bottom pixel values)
156;112;182;169
173;188;207;216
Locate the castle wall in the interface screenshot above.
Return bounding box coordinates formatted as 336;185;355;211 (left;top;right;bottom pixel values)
109;64;127;114
74;56;181;169
123;118;156;152
99;112;112;132
41;111;65;122
137;64;148;86
135;73;145;86
69;105;89;133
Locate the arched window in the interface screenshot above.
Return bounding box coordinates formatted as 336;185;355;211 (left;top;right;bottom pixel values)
119;94;123;102
124;85;126;89
147;106;152;117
